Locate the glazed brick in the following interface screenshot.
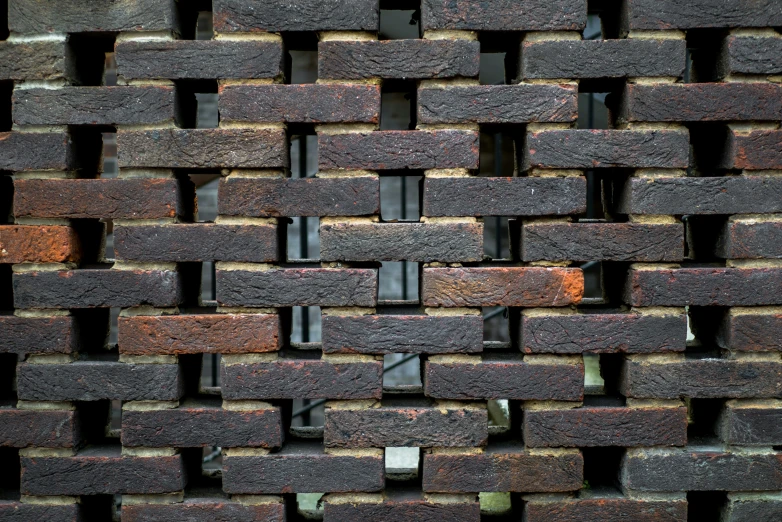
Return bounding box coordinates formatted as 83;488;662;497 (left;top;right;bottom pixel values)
423;444;583;493
0;40;66;80
14;87;176;126
425;356;584;401
624;268;782;307
217;268;377;307
524;130;689;169
319;39;479;80
719;402;782;446
221;357;383;400
318;130;479;170
520;311;687;354
622;0;782;30
0;316;77;355
115;39;283;80
114;224;279;263
117;129;288;169
17;361;184;401
119;314;281;355
421;0;585;31
324;404;488;448
213;0;378;32
320;222;483;262
418;84;577;124
0;408;79;448
123;499;285;522
715;220;782;259
423;177;586;217
717;309;782;352
0;132;78;171
8;0;176;33
0;502;81;522
220;84;380;124
721;36;782;76
621;448;782;492
21;448;184;496
521;223;684;262
422;267;583;307
718;129;782;170
218;176;379;218
619;359;782;399
521;39;686;79
222;441;384;494
324;494;480;522
0;225;80;264
524;497;687;522
523;406;688;447
616;177;782;215
619;83;782;122
321;314;483;354
122;401;283;448
13;269;182;309
14;179;186;220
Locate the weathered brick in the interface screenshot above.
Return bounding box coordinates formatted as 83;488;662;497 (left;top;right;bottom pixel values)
422;0;585;31
217;268;377;307
0;132;77;172
717;308;782;352
422;267;583;307
423;443;583;492
117;129;288;169
13;269;183;309
115;39;283;80
322;314;483;354
521;223;684;262
17;361;184;401
218;176;379;217
719;402;782;446
619;83;782;122
418;84;577;124
222;441;384;494
718;129;782;170
0;316;77;355
715;219;782;260
0;408;79;448
323;492;481;522
0;502;81;522
14;87;176;126
622;0;782;30
220;84;380;124
522;39;686;79
119;314;281;355
524;496;687;522
721;36;782;76
213;0;379;32
423;177;586;217
524;130;689;169
0;225;80;264
319;130;479;170
320;222;483;262
123;499;286;522
724;497;782;521
0;40;67;81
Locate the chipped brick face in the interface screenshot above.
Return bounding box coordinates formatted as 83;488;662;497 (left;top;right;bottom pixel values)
1;1;781;520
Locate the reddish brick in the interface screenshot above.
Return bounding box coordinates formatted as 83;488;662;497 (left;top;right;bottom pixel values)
622;0;782;30
9;0;177;33
324;491;481;522
213;0;378;32
0;225;80;264
0;408;79;448
524;496;687;522
718;129;782;170
0;316;77;355
716;309;782;352
422;0;586;31
122;499;286;522
715;220;782;260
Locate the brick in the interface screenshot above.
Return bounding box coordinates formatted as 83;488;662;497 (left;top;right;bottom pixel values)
619;359;782;399
324;403;488;448
621;448;782;492
715;220;782;259
220;84;380;124
521;39;686;79
725;497;782;521
422;267;583;307
717;309;782;352
619;83;782;122
623;268;782;307
217;268;377;307
318;130;479;170
122;399;282;448
13;269;183;309
524;496;687;522
114;224;279;263
0;225;80;264
218;176;379;217
418;84;577;124
319;39;479;80
123;499;285;522
320;222;483;262
718;129;782;170
423;443;583;492
14;178;186;220
14;87;176;126
520;311;687;354
423;177;586;217
0;41;67;81
213;0;378;32
322;314;483;354
21;447;184;495
0;316;77;355
425;356;583;401
222;441;384;494
721;36;782;76
524;130;689;169
421;0;585;31
117;129;288;169
523;406;688;447
323;492;481;522
0;408;79;448
719;403;782;446
17;361;184;401
221;356;383;400
8;0;176;33
521;223;684;262
115;39;284;80
622;0;782;30
0;502;81;522
0;132;77;172
119;314;281;355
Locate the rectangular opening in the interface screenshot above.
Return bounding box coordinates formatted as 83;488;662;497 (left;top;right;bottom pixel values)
108;307;120;347
479;128;516;176
483;307;510;343
285;33;318;84
686;29;727;83
380;175;421;221
687;398;725;444
0;353;16;401
582;447;624;489
581;261;604;302
66;34;117;86
587;0;620;39
0;174;12;223
181;447;222;491
177;0;213;40
101;132;118;177
381;79;416;130
290;130;318;178
0;81;12;132
577;92;611;130
379;261;419;303
386;447;420;481
379;0;421;40
291;306;322;344
487;399;511;435
192;174;220;222
71;309;112;354
297;493;325;519
687;492;727;522
175;80;218;129
479;492;513;516
200;353;221;393
0;1;8;41
383;353;422;391
484;217;510;260
75;400;115;445
686;305;725;350
286;217;320;262
80;495;118;521
201;261;216;302
291;399;325;429
480;33;520;84
583;353;604;394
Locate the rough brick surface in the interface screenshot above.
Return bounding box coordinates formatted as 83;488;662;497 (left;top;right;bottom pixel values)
715;220;782;259
524;497;687;522
122;500;286;522
422;0;586;31
0;132;76;171
0;225;80;264
719;130;782;170
213;0;379;32
0;409;79;448
719;403;782;446
0;502;81;522
324;496;481;522
622;0;782;30
0;316;77;355
722;36;782;76
717;309;782;352
9;0;176;33
0;40;67;81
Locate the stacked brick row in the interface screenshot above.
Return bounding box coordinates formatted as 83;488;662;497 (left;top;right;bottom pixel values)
0;0;780;520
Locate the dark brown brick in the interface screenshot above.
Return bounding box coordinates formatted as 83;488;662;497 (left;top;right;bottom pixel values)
721;36;782;76
725;498;782;521
717;308;782;352
0;40;67;81
0;408;79;448
122;499;286;522
422;0;585;31
9;0;176;33
0;225;80;264
323;493;480;522
213;0;378;32
719;402;782;446
718;129;782;170
622;0;782;30
524;497;687;522
0;132;76;171
715;220;782;259
0;316;77;355
0;502;81;522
